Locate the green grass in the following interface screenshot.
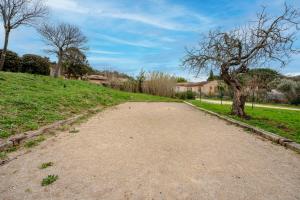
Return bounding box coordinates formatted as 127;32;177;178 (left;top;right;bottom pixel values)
41;175;58;186
200;98;300;109
0;146;17;160
39;162;54;169
189;100;300;144
0;151;7;160
24;136;46;148
0;72;176;138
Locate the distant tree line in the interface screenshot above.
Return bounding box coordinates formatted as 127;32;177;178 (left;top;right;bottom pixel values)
0;49;50;75
0;48;95;78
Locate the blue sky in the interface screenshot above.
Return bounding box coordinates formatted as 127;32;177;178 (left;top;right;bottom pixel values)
1;0;299;81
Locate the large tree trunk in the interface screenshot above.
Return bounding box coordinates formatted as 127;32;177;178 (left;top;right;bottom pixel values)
54;51;63;78
0;29;10;71
222;71;248;118
231;85;247;118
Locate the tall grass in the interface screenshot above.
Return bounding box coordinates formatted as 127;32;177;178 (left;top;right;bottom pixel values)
112;71;177;97
143;72;177;97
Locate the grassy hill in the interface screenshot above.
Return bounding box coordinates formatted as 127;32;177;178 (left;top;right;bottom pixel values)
0;72;175;138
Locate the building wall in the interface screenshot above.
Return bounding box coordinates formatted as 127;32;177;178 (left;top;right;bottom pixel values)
191;86;200;93
175;80;220;96
201;80;219;96
175;86;188;93
89;79;105;85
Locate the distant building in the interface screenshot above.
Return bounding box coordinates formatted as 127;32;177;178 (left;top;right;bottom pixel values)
87;75;109;85
175;80;219;96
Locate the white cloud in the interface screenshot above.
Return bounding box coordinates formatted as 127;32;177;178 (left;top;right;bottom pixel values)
88;56;137;64
285;72;300;77
89;50;122;55
46;0;88;13
97;12;181;31
46;0;212;32
97;34;157;48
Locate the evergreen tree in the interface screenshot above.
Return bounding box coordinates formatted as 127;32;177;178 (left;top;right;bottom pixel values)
207;69;214;81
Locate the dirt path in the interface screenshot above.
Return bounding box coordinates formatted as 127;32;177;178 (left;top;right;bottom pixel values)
1;102;300;200
199;99;300;111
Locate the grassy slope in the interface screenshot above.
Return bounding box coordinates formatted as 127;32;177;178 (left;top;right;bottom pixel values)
189;100;300;144
0;72;176;138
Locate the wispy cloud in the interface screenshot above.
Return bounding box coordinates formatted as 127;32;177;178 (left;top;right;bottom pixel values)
46;0;88;13
97;11;182;31
46;0;212;32
89;50;122;55
88;56;137;64
7;0;300;78
285;72;300;77
97;34;158;48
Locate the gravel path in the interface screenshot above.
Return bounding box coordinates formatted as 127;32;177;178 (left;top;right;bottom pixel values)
1;102;300;200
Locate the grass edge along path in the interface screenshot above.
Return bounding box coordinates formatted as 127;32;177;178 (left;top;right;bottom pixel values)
0;72;178;138
189;100;300;144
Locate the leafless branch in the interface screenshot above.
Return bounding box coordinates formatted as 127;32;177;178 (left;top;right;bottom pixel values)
0;0;48;30
183;4;300;117
38;23;88;77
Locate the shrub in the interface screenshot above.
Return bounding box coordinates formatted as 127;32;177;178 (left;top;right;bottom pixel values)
175;91;196;100
0;49;22;72
39;162;54;169
0;151;7;160
41;175;58;186
21;54;50;75
175;92;187;100
277;79;300;105
186;90;196;99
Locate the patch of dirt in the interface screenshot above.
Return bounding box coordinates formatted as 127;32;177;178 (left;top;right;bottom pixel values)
1;102;300;200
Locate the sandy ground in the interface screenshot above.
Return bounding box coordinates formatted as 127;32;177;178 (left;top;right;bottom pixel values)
198;99;300;111
1;102;300;200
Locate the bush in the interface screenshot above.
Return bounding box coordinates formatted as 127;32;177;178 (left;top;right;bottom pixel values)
21;54;50;75
186;90;196;99
175;91;196;100
41;175;58;186
277;79;300;105
175;92;187;99
0;49;22;72
65;63;93;79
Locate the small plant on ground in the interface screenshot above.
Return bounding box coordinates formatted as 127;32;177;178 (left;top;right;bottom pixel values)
6;146;17;153
25;136;45;148
57;125;70;132
39;162;54;169
69;128;80;134
0;151;7;160
41;175;58;186
0;129;10;138
25;188;32;193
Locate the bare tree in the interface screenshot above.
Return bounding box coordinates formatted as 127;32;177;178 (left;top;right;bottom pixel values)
39;23;87;77
0;0;48;70
183;4;300;118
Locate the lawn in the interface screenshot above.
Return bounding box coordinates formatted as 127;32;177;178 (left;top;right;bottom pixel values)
0;72;176;138
189;100;300;144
